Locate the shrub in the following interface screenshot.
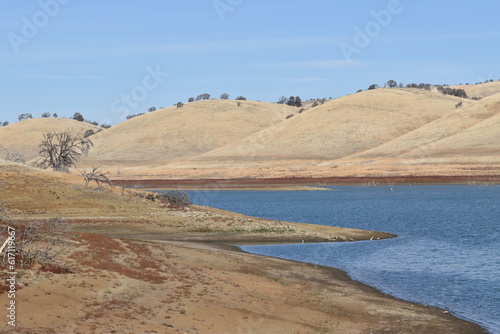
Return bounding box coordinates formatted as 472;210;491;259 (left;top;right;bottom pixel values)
84;129;95;138
437;86;467;98
126;113;145;120
1;217;71;268
155;191;190;208
4;151;26;164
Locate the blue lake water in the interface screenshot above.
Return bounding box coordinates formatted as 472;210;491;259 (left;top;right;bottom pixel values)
184;186;500;333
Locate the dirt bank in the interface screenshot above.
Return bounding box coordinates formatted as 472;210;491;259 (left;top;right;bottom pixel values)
114;174;500;190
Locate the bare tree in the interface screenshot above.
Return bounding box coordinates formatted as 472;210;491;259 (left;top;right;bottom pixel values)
277;96;287;104
80;167;111;188
35;131;93;172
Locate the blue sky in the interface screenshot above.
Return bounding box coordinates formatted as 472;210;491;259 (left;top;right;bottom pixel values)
1;0;499;125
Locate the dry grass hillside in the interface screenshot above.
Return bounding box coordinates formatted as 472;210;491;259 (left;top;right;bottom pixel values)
319;93;500;177
185;88;464;163
402;93;500;158
81;100;297;168
453;81;500;98
0;118;100;161
345;92;499;159
2;86;498;180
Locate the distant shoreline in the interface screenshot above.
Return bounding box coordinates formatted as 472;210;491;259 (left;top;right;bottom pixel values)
113;175;500;190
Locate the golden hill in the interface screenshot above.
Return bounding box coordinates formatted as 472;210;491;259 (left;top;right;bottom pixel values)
344;92;497;159
118;88;480;180
320;93;500;176
2;88;498;180
453;81;500;99
81;100;297;168
402;93;500;158
186;88;463;163
0;118;100;161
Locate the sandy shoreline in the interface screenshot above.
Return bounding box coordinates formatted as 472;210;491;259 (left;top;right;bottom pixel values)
0;163;489;333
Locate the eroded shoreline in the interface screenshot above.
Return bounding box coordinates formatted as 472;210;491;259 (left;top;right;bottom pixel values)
0;163;489;333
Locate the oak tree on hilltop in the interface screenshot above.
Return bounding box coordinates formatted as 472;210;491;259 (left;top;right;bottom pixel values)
72;112;84;122
18;113;33;121
387;80;398;88
277;96;287;104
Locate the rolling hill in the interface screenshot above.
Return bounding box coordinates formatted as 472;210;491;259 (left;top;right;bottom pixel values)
344;92;499;160
185;88;466;163
2;84;499;180
402;93;500;158
0;118;101;161
319;92;500;177
80;100;297;168
452;81;500;99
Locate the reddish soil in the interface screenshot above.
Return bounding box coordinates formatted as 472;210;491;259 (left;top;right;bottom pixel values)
114;174;500;189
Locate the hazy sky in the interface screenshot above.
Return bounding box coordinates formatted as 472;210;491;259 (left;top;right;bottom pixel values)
1;0;499;125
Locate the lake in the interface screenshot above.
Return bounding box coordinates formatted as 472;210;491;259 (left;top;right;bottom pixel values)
184;185;500;333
